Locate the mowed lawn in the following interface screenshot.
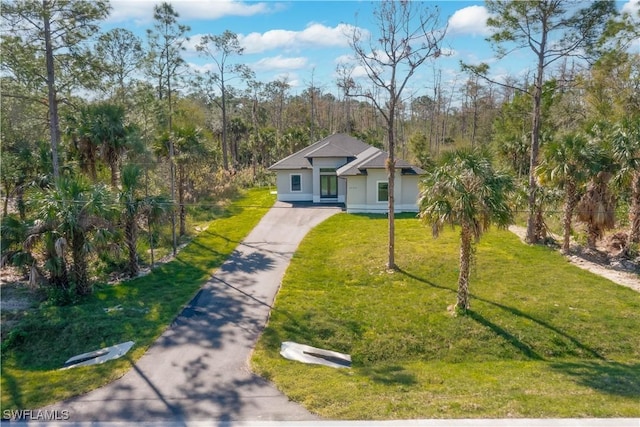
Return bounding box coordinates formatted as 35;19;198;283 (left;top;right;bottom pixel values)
251;213;640;419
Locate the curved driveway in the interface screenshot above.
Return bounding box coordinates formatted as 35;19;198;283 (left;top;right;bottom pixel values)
51;202;341;422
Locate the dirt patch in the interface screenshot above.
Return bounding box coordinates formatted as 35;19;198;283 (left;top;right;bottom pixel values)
1;268;35;310
509;225;640;292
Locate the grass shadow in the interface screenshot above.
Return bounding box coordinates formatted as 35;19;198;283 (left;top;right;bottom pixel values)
550;360;640;397
359;365;418;386
474;298;606;360
396;267;455;293
399;268;605;361
467;310;543;360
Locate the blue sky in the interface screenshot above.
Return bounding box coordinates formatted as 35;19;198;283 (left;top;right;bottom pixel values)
104;0;640;98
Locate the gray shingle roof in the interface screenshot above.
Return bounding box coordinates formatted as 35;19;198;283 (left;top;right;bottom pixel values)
337;148;425;176
269;133;424;175
268;133;370;170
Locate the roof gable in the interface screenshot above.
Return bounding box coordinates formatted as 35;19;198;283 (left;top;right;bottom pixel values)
268;133;370;170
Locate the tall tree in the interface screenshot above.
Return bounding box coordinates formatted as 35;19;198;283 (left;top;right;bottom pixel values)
95;28;144;104
196;30;254;170
418;148;514;312
173;124;207;236
335;64;356;134
470;0;616;244
348;0;446;269
146;2;190;256
1;0;110;181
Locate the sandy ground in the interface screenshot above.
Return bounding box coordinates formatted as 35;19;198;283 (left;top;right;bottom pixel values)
508;225;640;293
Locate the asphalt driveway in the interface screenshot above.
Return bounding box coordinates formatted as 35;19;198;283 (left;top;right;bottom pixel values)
48;201;342;422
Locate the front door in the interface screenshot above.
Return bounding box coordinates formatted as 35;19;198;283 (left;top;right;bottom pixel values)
320;175;338;198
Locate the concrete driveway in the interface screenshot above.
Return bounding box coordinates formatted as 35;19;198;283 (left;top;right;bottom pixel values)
49;202;342;422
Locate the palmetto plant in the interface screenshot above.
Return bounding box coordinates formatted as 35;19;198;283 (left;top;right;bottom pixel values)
419;148;514;311
120;163;168;277
67;103;132;188
538;133;596;253
611;118;640;247
576;125;617;250
27;175;117;296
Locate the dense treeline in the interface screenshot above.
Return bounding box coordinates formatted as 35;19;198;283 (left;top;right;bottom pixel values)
1;0;638;304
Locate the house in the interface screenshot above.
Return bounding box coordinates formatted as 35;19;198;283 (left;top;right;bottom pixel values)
268;133;425;214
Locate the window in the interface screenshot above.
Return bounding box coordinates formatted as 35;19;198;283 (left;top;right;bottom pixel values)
290;174;301;192
377;181;388;202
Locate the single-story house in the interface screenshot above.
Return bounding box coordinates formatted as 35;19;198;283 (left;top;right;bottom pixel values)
268;133;425;214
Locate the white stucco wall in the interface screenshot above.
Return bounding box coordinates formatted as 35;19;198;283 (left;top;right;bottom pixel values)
344;169;421;214
312;157;348;203
275;170;313;202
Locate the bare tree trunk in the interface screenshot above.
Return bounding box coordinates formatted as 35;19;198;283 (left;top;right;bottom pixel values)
71;234;90;296
221;77;230;170
387;123;396;270
457;221;472;311
125;214;139;277
43;1;60;181
167;56;177;256
629;173;640;245
562;180;577;254
178;163;186;236
526;31;547;244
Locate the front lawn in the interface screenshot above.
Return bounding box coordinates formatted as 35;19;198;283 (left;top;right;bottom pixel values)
1;188;276;412
251;213;640;419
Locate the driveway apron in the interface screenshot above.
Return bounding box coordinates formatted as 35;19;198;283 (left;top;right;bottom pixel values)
50;202;341;422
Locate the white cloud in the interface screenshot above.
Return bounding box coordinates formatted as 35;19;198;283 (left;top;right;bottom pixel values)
351;65;369;79
253;55;308;71
439;48;457;58
107;0;275;24
187;62;215;74
107;1;155;24
273;72;300;88
447;5;491;36
334;54;355;65
622;0;640;18
239;23;364;54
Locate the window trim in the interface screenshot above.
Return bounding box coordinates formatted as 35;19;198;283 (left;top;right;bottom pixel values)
290;174;302;192
377;180;388;203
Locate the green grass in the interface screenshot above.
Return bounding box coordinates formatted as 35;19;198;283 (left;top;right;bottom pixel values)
1;188;276;411
251;213;640;419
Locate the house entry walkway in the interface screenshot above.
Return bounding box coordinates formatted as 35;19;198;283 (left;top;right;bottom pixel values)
46;201;342;422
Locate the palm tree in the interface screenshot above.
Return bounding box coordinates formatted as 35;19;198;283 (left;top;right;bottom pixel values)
576;127;617;251
611;118;640;247
173;125;207;236
66;109;99;182
28;176;116;296
120;163;168;277
67;103;133;188
88;104;130;189
418;148;514;312
538;133;594;253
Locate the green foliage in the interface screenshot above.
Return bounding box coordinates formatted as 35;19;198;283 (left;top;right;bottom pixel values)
1;188;275;410
408;131;434;169
419;148;514;239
